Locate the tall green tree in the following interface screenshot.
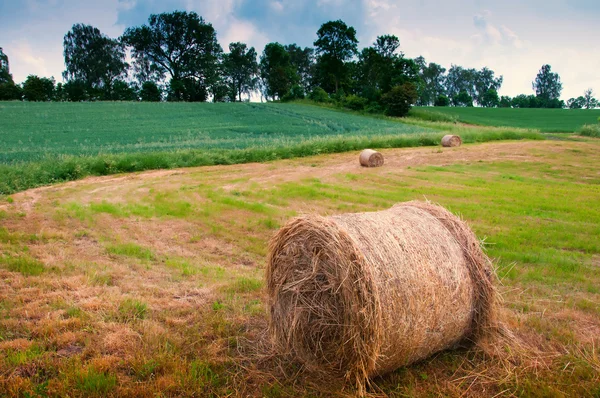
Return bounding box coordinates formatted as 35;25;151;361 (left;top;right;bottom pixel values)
22;75;55;101
445;65;477;101
63;24;128;98
583;88;598;109
313;20;358;93
259;43;297;100
223;42;258;102
415;56;446;106
381;82;418;117
123;11;223;101
355;35;418;102
532;64;562;107
474;67;503;106
284;44;314;94
0;47;22;100
374;35;401;58
0;47;11;84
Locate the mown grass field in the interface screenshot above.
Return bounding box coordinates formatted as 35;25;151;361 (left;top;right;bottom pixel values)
0;140;598;397
0;102;543;195
413;106;600;132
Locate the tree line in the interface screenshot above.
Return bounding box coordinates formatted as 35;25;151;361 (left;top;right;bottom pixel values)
0;11;598;115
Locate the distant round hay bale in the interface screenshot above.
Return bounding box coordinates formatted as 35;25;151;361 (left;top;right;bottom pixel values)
359;149;384;167
441;134;462;147
266;201;496;389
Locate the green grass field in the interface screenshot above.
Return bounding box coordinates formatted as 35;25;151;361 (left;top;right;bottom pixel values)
0;102;430;163
0;102;543;195
413;106;600;132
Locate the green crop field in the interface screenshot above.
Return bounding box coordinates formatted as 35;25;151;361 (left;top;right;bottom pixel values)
413;106;600;132
0;101;542;194
0;101;430;163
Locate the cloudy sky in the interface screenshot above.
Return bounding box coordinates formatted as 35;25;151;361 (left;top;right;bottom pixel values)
1;0;598;100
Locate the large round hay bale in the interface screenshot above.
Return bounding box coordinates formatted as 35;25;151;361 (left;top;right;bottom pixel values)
359;149;384;167
441;134;462;147
266;201;496;388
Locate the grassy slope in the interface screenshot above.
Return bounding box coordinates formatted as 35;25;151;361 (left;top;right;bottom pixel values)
414;106;600;132
0;140;598;397
0;102;429;162
0;102;542;194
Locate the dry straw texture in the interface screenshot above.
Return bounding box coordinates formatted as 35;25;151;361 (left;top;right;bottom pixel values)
359;149;384;167
266;201;497;391
441;134;463;147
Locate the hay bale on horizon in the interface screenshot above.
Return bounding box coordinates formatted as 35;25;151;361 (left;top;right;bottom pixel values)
441;134;462;147
359;149;384;167
266;201;497;390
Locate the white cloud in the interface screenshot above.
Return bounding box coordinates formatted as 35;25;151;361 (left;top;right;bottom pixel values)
500;25;524;49
220;18;270;52
270;1;284;12
5;40;51;80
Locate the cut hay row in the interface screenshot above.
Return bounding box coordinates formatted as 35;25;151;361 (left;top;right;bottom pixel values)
266;201;497;391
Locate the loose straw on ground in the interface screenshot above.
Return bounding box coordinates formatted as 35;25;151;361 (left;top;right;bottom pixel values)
359;149;384;167
266;201;497;392
442;134;462;147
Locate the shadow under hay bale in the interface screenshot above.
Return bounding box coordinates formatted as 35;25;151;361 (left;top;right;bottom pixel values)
441;134;462;147
266;201;497;391
359;149;384;167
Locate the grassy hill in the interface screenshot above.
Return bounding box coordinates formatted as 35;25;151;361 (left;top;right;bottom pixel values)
413;106;600;132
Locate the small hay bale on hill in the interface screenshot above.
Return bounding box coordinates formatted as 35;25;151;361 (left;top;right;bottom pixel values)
266;201;497;390
441;134;462;147
359;149;384;167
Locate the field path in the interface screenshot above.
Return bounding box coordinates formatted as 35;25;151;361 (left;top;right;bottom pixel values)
8;140;561;210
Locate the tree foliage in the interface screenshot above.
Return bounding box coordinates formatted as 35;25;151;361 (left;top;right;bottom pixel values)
22;75;55;101
223;42;258;102
0;47;21;100
480;88;500;108
452;90;473;107
123;11;222;100
285;44;314;94
313;20;358;93
382;83;418;117
415;56;446;106
0;47;12;84
434;95;450;107
532;64;562;105
583;88;598;109
259;43;297;100
140;81;162;102
63;24;128;96
308;86;329;103
499;96;512;108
